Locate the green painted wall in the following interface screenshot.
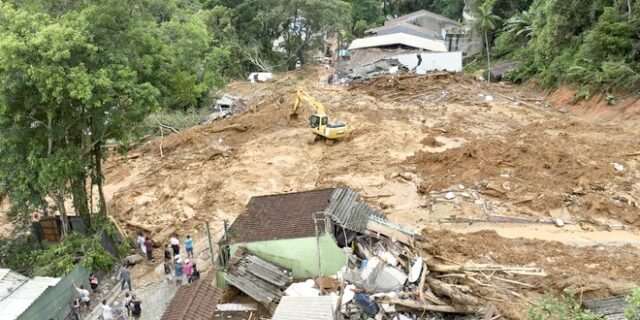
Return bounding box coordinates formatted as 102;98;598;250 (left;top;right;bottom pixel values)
229;234;347;279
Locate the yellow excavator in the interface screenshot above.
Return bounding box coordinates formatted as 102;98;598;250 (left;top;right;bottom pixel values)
290;89;349;145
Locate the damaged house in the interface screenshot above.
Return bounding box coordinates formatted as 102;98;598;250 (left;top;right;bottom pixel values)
215;188;418;311
343;10;482;79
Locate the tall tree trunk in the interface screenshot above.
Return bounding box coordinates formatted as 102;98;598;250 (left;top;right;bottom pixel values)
52;193;70;237
71;174;91;228
484;31;491;83
93;142;107;216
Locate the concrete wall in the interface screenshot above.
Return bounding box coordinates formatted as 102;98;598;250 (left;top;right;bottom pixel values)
229;234;347;279
414;16;459;37
19;264;91;320
395;51;463;73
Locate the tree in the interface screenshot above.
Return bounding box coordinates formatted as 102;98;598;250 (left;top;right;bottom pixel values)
0;1;163;233
504;10;533;38
475;3;501;82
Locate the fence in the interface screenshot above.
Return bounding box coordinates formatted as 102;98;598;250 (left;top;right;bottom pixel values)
18;229;121;319
17;263;91;320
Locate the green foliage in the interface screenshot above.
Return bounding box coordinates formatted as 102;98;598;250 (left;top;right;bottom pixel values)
82;238;116;272
33;233;85;276
30;233;116;277
527;296;603;320
0;234;42;275
500;0;639;93
626;285;640;320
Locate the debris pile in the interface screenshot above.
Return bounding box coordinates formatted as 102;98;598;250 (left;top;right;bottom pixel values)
214;188;550;319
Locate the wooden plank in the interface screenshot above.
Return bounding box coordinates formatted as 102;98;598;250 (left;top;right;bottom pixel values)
365;219;415;245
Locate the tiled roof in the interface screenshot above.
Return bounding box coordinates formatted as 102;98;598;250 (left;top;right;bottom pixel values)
222;189;335;244
161;271;222;320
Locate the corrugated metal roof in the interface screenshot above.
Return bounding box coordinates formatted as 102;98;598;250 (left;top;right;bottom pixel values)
272;296;336;320
325;188;386;232
0;270;60;320
348;33;447;52
225;250;292;307
0;269;29;301
583;296;628;320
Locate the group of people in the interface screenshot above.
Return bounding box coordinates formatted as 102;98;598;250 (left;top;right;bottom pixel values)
69;233;199;320
70;269;142;320
163;234;200;286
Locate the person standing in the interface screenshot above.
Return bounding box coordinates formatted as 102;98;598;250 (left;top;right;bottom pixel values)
89;273;100;297
118;264;132;291
184;235;194;259
189;263;200;283
183;259;193;279
170;234;180;256
72;282;91;310
101;299;113;320
123;292;131;317
137;232;147;256
129;295;142;319
69;299;81;320
144;237;154;261
164;244;172;261
163;259;173;284
174;258;184;286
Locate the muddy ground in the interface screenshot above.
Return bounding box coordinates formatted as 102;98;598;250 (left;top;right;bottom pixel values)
100;65;640;318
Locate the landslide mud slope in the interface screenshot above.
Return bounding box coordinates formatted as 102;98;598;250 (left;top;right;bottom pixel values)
102;67;640;243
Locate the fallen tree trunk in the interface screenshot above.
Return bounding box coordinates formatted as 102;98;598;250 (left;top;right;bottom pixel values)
209;124;248;133
428;277;480;306
379;298;478;314
424;259;547;276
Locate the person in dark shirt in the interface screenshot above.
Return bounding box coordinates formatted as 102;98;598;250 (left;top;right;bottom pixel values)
69;299;80;320
129;295;142;319
144;237;153;261
189;263;200;283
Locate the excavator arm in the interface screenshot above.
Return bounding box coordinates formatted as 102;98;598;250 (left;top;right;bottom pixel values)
290;89;326;120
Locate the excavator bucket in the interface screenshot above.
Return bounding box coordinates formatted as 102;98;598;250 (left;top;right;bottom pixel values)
288;111;299;121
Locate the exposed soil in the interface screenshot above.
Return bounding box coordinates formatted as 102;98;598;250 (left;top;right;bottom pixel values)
423;228;640;319
97;65;640;318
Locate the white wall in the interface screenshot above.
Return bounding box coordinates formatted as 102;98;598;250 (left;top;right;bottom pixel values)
394;51;462;73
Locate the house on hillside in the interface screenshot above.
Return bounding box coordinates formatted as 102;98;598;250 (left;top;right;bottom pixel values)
363;9;482;56
340;10;482;79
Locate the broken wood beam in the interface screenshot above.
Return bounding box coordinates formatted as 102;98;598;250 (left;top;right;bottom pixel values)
424;260;547;277
365;218;417;246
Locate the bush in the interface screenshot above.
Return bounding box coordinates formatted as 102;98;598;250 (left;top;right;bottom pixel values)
527;296;603;320
0;234;41;275
626;285;640;320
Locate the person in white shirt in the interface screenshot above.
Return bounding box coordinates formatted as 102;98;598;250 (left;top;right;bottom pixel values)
72;282;91;309
101;299;113;320
137;232;147;255
170;234;180;256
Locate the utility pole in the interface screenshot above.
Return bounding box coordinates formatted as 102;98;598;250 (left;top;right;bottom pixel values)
204;221;216;268
312;212;324;293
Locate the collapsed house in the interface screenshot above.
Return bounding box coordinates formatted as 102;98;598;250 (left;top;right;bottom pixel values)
342;10;481;80
162;187;549;319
